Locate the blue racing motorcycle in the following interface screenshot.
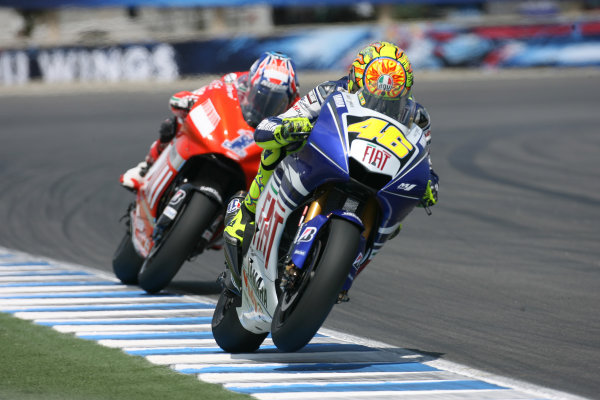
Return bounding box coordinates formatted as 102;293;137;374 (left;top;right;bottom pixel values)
212;90;431;353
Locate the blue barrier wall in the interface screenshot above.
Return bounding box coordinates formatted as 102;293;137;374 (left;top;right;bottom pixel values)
1;20;599;85
0;0;486;9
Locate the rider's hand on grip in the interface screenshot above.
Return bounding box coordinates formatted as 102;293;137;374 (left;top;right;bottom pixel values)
159;116;177;143
419;179;438;208
274;117;313;145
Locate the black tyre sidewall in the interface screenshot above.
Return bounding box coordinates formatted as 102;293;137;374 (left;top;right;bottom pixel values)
212;290;268;353
271;218;361;352
112;232;144;284
138;192;219;293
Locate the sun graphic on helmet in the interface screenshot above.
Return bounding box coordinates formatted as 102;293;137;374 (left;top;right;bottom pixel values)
364;57;408;99
348;41;413;97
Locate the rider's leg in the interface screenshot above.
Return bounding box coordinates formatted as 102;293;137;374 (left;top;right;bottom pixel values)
224;148;285;244
222;148;286;292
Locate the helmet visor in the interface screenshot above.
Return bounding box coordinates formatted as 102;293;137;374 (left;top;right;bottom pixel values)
358;87;410;122
241;83;290;128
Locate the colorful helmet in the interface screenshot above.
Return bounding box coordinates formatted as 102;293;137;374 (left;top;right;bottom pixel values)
349;41;414;120
240;52;300;128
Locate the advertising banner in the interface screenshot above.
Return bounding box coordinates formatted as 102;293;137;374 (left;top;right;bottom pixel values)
2;20;599;86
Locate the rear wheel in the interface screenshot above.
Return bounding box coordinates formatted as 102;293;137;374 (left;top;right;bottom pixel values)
112;231;144;285
271;218;361;352
212;288;268;353
138;192;219;294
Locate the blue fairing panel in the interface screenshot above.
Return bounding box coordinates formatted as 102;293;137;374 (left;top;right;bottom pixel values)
305;95;350;177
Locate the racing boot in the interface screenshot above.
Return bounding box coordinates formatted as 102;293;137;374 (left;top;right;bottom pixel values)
222;192;256;293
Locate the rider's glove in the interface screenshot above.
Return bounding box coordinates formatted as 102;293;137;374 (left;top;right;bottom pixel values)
159;116;177;143
418;179;438;208
273;117;313;146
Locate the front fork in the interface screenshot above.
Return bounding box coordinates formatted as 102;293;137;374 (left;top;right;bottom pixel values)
282;186;377;294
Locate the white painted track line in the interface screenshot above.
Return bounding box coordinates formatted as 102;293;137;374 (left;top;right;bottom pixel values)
0;246;590;400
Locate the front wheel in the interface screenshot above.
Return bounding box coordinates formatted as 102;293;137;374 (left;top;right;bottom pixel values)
271;218;361;352
212;288;268;353
138;192;220;294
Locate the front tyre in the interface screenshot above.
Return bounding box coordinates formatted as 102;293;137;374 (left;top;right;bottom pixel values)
138;192;219;294
112;232;144;284
271;218;361;352
212;289;268;353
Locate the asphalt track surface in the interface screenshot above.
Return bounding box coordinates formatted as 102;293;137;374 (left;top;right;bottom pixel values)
0;69;599;399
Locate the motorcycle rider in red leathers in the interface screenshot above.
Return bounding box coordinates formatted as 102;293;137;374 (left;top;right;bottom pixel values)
120;52;300;191
223;41;439;301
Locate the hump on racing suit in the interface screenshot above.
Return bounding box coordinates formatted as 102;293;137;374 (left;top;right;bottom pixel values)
254;76;433;154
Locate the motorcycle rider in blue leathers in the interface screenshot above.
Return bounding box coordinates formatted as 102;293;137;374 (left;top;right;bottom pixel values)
224;41;439;301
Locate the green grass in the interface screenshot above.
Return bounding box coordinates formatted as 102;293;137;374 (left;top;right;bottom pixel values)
0;313;252;400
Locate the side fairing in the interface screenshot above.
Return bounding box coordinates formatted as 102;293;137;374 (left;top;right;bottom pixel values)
377;122;431;228
285;94;352;193
184;81;262;189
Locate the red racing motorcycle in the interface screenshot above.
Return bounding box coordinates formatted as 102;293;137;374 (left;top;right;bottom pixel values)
113;79;262;293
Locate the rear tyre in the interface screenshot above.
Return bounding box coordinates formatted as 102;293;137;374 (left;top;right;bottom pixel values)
138;192;220;294
112;232;144;285
212;289;268;353
271;218;361;352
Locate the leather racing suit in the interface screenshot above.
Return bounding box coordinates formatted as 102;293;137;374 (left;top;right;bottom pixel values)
251;76;439;295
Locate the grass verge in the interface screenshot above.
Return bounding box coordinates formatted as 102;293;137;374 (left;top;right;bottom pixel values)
0;312;252;400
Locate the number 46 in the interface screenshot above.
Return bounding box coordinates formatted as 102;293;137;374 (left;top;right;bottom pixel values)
348;117;414;159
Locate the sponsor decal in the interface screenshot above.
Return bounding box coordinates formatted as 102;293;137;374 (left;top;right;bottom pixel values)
0;51;28;85
3;44;178;85
398;183;417;191
362;143;392;171
169;189;186;205
341;211;360;220
298;226;317;242
352;252;364;268
226;81;236;100
134;216;146;233
259;121;278;131
162;206;177;220
334;94;346;109
208;80;224;90
199;186;222;203
243;264;268;312
201;228;213;241
252;190;285;269
227;198;242;214
377;74;394;91
189;98;221;139
222;129;254;158
223;72;237;83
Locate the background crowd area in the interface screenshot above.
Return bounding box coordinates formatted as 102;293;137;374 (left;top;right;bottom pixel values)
1;0;600;85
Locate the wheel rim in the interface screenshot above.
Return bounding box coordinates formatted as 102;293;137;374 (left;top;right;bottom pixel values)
278;240;323;322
